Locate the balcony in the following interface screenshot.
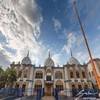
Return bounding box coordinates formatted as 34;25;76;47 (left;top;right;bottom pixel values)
45;80;53;84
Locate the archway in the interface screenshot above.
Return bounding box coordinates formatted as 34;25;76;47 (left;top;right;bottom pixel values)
34;80;42;90
55;80;63;90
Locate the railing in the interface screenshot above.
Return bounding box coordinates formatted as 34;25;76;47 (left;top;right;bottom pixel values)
45;80;53;84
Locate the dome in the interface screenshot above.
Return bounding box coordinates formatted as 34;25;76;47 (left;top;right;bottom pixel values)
68;57;80;65
44;52;54;67
21;51;31;65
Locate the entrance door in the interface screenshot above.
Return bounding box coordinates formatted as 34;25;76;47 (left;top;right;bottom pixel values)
45;84;52;96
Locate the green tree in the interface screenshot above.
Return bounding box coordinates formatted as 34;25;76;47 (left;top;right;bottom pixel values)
0;67;6;88
5;67;17;87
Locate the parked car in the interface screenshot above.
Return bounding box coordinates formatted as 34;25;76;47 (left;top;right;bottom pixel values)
75;89;99;99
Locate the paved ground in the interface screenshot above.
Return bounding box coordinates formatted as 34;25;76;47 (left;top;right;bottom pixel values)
42;96;55;100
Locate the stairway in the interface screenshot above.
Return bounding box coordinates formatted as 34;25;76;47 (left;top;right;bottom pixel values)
41;96;55;100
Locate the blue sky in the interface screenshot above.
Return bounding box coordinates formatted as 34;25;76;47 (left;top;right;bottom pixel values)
0;0;100;67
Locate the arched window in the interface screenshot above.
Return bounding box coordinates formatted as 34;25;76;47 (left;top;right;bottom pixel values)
72;84;75;89
24;73;27;78
70;71;74;78
24;70;27;78
34;80;42;90
35;71;43;79
56;80;63;90
78;85;82;90
76;71;80;78
18;71;22;77
89;72;91;77
82;71;86;78
72;84;76;97
55;71;63;79
35;85;42;90
84;84;88;89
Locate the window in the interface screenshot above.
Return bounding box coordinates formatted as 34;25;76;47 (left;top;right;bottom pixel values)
55;71;63;79
78;85;82;90
35;85;42;90
70;71;74;78
56;85;63;90
76;71;80;78
82;71;86;78
89;72;91;77
35;72;43;79
18;71;22;77
24;73;27;78
46;75;51;81
84;84;88;89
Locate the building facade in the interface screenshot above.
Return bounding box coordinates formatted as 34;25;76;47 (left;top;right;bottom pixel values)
10;52;95;96
87;58;100;89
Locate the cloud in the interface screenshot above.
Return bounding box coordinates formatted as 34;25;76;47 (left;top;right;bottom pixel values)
52;53;61;66
63;32;76;54
97;25;100;30
75;51;89;64
0;44;11;67
0;0;48;66
52;18;61;32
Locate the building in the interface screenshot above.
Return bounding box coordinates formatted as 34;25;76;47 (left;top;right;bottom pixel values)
11;51;93;96
87;58;100;89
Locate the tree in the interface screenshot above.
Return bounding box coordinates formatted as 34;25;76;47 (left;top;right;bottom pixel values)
5;67;17;87
0;67;6;88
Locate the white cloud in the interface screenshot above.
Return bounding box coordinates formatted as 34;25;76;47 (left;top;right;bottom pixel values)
52;53;61;66
75;51;89;64
63;32;76;54
52;18;61;32
0;0;48;66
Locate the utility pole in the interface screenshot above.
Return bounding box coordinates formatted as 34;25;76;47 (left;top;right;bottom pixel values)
73;1;100;89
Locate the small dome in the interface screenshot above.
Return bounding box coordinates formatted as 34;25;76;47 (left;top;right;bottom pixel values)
44;52;54;67
68;57;80;65
21;51;31;65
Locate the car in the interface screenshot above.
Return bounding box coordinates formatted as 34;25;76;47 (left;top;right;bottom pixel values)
75;89;99;99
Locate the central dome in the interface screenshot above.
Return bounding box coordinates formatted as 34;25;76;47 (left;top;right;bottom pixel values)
68;57;80;65
44;52;54;67
21;51;31;65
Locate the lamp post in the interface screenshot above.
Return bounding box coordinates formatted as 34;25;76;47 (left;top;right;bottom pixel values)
73;1;100;89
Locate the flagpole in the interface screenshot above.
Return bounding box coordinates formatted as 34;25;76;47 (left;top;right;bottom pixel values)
73;1;100;89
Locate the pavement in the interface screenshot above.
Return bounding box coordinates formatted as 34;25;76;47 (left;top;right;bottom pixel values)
41;96;55;100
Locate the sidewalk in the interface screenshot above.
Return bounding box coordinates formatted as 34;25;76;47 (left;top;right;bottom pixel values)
42;96;55;100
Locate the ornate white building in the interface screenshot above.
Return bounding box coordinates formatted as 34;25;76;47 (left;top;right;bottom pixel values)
10;52;97;96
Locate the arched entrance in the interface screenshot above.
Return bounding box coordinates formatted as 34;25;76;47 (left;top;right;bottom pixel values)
45;69;53;96
34;80;42;90
55;80;63;90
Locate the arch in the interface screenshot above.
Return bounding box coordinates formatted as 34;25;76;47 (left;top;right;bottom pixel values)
78;84;82;91
35;71;43;79
18;70;22;77
82;71;86;78
34;80;42;90
71;84;77;97
70;71;74;78
22;84;26;94
46;69;52;73
84;83;88;89
76;71;80;78
55;71;63;79
55;80;63;90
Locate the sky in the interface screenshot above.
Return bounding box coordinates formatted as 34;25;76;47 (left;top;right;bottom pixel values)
0;0;100;68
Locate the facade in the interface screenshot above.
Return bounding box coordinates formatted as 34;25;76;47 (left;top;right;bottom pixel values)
87;58;100;89
10;52;95;96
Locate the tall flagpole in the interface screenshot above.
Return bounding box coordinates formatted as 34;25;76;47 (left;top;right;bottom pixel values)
73;1;100;89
